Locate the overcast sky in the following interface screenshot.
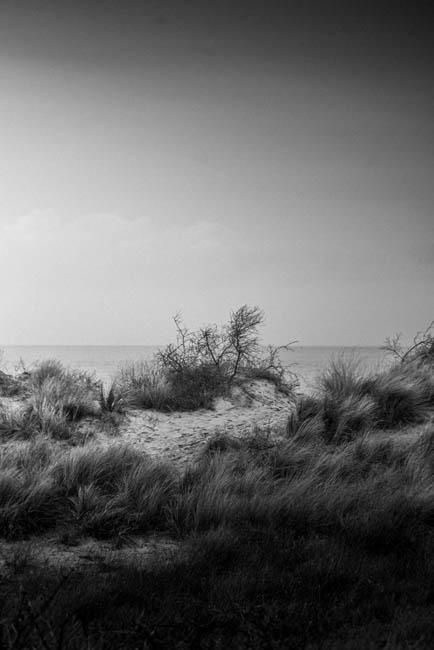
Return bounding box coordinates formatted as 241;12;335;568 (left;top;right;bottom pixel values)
0;0;433;345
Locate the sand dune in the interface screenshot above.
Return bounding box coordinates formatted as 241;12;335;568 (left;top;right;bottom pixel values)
82;379;297;466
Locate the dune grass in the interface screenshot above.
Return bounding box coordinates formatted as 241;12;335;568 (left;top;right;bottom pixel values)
288;355;434;443
115;360;178;410
0;360;102;442
1;349;434;647
26;360;98;421
115;358;231;411
3;424;434;647
0;416;432;544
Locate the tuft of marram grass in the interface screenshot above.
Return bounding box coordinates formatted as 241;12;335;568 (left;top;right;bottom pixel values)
13;360;100;439
363;362;434;428
0;470;64;539
51;444;147;495
98;380;125;413
0;420;434;547
288;355;434;443
0;437;57;474
115;360;172;409
80;460;179;538
0;407;35;441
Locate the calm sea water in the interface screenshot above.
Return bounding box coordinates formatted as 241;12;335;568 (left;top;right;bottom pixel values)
1;345;392;393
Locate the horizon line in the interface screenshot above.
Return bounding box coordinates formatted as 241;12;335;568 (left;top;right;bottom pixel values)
1;343;384;349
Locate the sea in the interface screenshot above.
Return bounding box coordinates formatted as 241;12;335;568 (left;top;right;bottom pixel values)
0;345;393;393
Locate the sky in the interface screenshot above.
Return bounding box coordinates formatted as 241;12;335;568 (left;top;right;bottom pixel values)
0;0;433;346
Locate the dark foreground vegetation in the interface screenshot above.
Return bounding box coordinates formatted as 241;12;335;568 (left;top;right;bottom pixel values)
1;319;434;648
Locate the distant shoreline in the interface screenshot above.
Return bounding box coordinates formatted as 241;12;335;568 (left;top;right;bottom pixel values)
1;345;390;393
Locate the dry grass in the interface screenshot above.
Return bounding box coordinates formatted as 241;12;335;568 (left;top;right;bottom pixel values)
2;424;434;647
115;360;173;409
288;355;434;443
0;360;100;441
1;352;434;647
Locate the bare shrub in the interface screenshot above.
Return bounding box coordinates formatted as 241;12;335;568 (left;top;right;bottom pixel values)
383;320;434;366
155;305;297;409
157;305;266;377
115;307;297;411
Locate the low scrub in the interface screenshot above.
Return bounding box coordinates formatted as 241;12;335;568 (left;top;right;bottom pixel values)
116;306;297;411
383;320;434;366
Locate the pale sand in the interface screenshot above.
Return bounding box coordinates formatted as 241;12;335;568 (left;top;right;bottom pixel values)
80;379;297;466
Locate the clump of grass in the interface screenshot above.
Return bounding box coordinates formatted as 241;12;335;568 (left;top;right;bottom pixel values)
51;444;146;496
23;397;72;439
83;460;178;538
115;360;173;410
287;392;376;444
98;380;125;413
27;359;68;387
288;354;434;443
363;364;434;428
287;357;377;443
317;355;367;398
0;469;64;539
0;370;24;397
0;443;180;539
0;408;36;441
7;360;101;439
50;446;180;539
28;361;98;418
0;437;57;474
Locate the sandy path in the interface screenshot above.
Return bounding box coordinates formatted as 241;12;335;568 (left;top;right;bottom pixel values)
95;380;296;466
0;534;179;573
